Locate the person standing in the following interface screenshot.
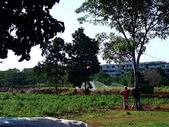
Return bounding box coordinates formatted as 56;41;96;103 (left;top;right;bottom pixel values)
120;86;130;109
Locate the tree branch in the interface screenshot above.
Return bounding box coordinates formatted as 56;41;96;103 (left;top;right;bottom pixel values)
137;11;159;64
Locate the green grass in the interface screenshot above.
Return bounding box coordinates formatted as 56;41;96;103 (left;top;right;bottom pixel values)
73;110;169;127
0;92;168;116
0;92;122;117
0;92;169;126
155;86;169;92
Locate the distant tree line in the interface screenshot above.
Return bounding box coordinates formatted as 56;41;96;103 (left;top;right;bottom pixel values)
0;68;47;88
0;66;169;89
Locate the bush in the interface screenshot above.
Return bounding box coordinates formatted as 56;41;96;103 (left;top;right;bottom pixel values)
141;85;154;94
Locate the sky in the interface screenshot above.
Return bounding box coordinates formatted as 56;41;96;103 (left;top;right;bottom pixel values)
0;0;169;71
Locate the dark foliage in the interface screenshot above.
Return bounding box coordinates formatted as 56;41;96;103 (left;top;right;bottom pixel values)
144;68;169;87
34;37;66;87
66;28;100;87
0;0;64;61
0;68;44;87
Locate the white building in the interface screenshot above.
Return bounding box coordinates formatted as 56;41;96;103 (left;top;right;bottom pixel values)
101;61;169;77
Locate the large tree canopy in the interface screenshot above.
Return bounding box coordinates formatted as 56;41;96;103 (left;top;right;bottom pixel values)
66;28;100;88
0;0;64;61
76;0;169;87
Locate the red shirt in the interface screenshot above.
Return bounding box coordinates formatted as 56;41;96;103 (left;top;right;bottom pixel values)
120;89;130;100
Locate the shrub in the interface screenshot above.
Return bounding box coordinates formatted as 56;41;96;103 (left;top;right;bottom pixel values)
141;85;154;94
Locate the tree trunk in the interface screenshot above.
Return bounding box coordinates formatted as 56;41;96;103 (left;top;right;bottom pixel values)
133;64;139;87
132;52;139;87
55;85;58;94
84;80;87;92
84;80;90;95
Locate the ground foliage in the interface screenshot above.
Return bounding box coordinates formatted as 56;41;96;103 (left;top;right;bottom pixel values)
0;92;168;117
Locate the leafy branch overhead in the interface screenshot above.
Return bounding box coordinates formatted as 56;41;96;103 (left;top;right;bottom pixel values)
97;33;134;63
0;0;64;61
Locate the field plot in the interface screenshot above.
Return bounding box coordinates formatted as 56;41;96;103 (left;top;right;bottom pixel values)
0;92;169;126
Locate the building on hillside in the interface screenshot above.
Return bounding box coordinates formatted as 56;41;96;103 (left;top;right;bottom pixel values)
100;61;169;77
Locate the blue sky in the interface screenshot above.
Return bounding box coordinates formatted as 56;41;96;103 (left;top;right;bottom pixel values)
0;0;169;71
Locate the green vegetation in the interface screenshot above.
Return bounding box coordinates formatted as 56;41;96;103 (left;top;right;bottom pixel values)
0;92;168;117
34;37;66;90
0;92;169;126
0;66;169;93
0;68;48;88
0;93;120;117
1;1;169;126
155;86;169;92
65;28;100;89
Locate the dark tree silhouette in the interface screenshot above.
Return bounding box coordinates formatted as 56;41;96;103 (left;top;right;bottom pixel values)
0;0;64;61
66;28;100;91
34;37;66;91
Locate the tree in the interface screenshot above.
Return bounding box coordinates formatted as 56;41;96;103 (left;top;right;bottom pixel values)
0;0;64;61
66;28;100;91
120;71;134;87
22;68;39;86
120;71;145;87
1;69;26;88
34;37;66;91
76;0;169;87
144;68;169;86
144;69;161;87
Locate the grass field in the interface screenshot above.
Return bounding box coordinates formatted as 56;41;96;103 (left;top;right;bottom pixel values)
73;110;169;127
0;92;169;126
